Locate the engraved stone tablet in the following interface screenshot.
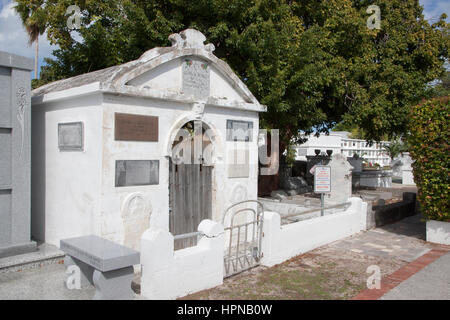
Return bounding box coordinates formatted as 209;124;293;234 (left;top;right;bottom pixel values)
58;122;83;151
115;160;159;187
115;113;158;142
226;120;253;142
182;58;210;99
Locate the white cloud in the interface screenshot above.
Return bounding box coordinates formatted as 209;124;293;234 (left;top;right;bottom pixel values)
0;1;58;78
420;0;450;22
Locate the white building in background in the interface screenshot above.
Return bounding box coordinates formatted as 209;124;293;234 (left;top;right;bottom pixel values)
295;131;391;166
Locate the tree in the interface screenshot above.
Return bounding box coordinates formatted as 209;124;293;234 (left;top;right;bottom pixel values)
431;69;450;97
383;138;408;160
31;0;449;158
14;0;48;79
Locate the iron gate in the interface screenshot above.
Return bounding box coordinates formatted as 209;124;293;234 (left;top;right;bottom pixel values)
222;200;264;278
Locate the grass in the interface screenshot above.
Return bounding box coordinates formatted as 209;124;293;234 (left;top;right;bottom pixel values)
185;256;367;300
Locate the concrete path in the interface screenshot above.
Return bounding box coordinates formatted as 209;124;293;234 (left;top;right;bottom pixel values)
330;213;450;300
331;214;433;262
380;252;450;300
0;263;95;300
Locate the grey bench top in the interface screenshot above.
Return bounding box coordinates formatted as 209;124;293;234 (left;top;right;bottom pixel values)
60;235;140;272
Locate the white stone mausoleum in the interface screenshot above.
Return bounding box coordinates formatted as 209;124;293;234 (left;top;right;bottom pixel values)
31;29;266;250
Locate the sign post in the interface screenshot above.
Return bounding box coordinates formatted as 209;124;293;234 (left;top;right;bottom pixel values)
314;166;331;216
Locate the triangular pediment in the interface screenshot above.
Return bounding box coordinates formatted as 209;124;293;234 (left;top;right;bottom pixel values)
109;29;259;105
125;55;251;103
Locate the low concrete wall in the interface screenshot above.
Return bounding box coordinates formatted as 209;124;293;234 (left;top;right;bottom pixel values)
367;192;416;229
260;198;367;267
427;220;450;245
140;220;224;300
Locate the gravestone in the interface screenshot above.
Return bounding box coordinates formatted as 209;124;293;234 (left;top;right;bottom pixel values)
0;51;36;258
401;153;415;185
326;153;353;203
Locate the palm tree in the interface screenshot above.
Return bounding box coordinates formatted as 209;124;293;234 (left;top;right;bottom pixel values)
13;0;47;79
383;139;408;160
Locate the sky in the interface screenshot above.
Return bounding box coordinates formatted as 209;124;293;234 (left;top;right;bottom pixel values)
0;0;448;79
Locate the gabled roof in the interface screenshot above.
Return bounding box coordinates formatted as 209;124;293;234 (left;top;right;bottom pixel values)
32;29;266;112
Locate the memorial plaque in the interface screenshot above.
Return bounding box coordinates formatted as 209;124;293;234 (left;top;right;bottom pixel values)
58;122;84;151
226;120;253;142
182;58;210;98
115;160;159;187
115;113;158;142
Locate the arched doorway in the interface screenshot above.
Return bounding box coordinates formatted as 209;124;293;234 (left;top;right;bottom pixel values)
169;120;214;249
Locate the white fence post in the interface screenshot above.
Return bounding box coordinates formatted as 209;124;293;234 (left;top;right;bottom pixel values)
140;219;224;300
260;211;281;267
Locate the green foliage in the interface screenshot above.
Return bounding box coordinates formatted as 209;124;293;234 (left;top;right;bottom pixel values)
431;70;450;98
383;138;408;160
17;0;450;155
407;96;450;222
13;0;47;44
284;145;297;165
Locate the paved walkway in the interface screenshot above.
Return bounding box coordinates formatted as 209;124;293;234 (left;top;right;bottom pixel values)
346;214;450;300
381;252;450;300
0;263;95;300
332;214;433;262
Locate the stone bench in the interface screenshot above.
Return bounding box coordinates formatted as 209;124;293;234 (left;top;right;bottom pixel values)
60;235;140;300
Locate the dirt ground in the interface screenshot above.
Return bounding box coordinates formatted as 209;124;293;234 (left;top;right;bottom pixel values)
182;243;406;300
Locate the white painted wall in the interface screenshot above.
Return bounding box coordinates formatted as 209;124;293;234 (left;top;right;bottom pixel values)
127;58;248;104
140;219;224;300
426;220;450;245
31;94;104;245
127;58;181;92
260;197;368;267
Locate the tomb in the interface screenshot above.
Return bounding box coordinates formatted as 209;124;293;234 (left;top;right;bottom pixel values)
0;51;36;257
31;29;266;250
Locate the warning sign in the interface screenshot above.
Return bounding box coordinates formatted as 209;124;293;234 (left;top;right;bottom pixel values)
314;166;331;193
